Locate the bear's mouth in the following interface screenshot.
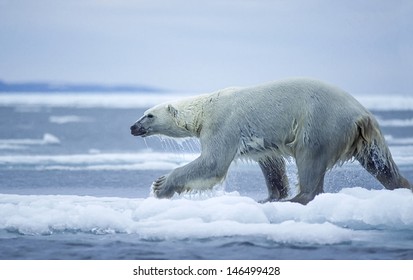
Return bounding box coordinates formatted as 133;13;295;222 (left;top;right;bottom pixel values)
130;124;148;137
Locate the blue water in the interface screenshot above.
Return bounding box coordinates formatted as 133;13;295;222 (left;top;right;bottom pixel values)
1;93;413;259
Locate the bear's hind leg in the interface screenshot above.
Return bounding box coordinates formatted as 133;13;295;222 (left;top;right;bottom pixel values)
290;153;328;205
356;144;412;190
258;157;289;203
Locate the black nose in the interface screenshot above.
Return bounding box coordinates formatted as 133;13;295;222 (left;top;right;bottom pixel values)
130;123;146;136
130;124;138;135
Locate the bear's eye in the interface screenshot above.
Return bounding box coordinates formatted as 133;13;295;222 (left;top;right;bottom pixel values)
147;114;154;119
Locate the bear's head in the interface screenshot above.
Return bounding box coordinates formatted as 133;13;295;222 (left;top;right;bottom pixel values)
130;103;194;138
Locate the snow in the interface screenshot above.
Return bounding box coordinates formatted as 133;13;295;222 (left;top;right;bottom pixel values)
1;188;412;244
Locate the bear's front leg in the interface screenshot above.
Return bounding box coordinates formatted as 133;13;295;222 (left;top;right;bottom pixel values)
150;159;220;199
151;134;239;199
152;155;236;198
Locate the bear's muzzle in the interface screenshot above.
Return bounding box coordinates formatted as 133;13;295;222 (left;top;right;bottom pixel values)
130;123;148;137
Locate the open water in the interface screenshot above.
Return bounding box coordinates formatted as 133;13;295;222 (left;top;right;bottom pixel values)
0;92;413;259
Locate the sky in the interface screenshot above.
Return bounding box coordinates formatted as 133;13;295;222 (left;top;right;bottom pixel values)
0;0;412;94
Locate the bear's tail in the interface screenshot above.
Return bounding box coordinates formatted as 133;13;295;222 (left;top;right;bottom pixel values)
354;114;383;154
353;114;412;190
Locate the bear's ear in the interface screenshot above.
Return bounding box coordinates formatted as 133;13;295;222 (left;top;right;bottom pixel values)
167;104;178;118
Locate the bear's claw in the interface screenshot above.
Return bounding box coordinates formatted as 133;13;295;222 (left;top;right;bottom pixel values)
152;176;166;188
151;175;175;198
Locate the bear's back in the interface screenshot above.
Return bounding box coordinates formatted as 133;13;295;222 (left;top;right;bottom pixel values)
205;78;372;157
213;78;369;123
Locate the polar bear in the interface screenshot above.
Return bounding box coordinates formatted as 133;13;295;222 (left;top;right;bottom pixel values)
130;78;412;204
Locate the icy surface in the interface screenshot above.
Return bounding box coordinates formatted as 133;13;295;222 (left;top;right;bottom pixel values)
1;93;413;110
1;188;412;244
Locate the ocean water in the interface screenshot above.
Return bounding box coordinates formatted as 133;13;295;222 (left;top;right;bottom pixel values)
0;92;413;260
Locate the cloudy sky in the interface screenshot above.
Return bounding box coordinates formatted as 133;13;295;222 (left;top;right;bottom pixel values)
0;0;412;94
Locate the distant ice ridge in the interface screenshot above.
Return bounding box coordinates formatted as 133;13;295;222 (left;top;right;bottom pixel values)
0;188;412;244
378;118;413;127
0;93;188;109
356;95;413;111
0;133;59;150
0;152;198;170
49;115;94;124
0;93;413;110
385;136;413;146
